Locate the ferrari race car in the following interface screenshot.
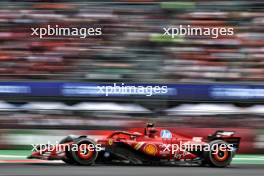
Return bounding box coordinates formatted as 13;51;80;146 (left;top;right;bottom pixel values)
28;123;240;167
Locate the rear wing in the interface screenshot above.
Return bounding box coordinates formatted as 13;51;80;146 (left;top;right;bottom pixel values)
208;130;241;149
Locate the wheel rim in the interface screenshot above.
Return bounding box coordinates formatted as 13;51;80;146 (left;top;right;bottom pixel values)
213;149;229;162
77;144;94;160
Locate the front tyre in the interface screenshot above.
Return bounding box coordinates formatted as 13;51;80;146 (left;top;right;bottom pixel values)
70;138;98;166
203;140;234;167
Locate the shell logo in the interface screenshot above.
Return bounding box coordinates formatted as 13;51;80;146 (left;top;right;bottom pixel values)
144;144;157;156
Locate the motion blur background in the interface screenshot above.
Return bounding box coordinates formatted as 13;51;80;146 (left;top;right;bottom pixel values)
0;0;263;155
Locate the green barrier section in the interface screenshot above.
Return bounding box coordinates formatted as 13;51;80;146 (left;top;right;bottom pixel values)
233;154;264;164
160;1;196;10
0;150;31;159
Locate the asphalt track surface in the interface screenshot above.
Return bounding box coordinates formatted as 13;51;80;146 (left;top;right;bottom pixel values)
0;163;263;176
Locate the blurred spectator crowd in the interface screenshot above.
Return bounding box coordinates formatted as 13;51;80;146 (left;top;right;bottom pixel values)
0;0;263;82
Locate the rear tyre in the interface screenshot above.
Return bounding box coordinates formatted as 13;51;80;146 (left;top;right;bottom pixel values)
203;140;233;167
70;138;98;166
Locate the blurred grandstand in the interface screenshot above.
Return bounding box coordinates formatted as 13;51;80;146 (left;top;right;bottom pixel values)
0;0;263;82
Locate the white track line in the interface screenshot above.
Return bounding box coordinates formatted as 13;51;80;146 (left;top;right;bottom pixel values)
0;155;26;158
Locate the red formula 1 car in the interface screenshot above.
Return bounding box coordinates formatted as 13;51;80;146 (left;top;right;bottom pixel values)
28;123;240;167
